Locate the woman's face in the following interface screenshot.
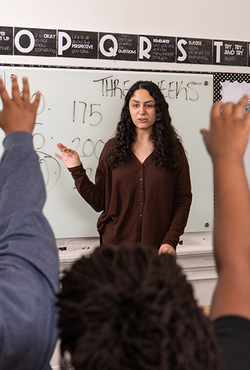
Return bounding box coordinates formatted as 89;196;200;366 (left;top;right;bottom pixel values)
129;89;156;134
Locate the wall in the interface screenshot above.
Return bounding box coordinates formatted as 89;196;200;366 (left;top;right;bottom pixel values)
1;0;249;73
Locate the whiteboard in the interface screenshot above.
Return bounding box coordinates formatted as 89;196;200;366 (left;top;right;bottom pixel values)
0;67;213;238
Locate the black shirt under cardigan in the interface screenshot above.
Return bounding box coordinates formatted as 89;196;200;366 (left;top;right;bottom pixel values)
69;138;192;250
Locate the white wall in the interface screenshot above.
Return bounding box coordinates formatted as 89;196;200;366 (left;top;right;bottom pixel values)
3;0;249;40
2;0;250;73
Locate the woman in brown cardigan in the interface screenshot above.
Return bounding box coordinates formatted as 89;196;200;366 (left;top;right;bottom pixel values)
55;81;192;258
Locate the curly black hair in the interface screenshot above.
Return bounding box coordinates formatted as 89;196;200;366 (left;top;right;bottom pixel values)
57;244;225;370
107;81;183;170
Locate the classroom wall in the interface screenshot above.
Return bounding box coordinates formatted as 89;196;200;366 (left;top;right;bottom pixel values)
2;0;250;73
4;0;249;41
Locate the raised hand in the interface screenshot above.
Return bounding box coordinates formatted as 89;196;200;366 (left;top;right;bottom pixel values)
0;75;40;135
55;142;81;168
200;94;250;163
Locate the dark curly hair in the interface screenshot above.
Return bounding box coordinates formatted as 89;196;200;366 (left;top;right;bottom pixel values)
107;81;183;170
57;244;225;370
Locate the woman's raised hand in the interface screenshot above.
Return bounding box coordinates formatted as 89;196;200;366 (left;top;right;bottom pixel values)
55;143;81;168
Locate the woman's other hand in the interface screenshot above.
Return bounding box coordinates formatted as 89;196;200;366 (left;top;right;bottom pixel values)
55;143;81;168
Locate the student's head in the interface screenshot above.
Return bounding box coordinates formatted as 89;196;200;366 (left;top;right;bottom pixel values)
57;244;225;370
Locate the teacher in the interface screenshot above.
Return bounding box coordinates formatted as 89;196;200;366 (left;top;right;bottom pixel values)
55;81;192;258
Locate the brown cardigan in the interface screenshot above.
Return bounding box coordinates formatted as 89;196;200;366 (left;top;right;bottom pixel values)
69;138;192;250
